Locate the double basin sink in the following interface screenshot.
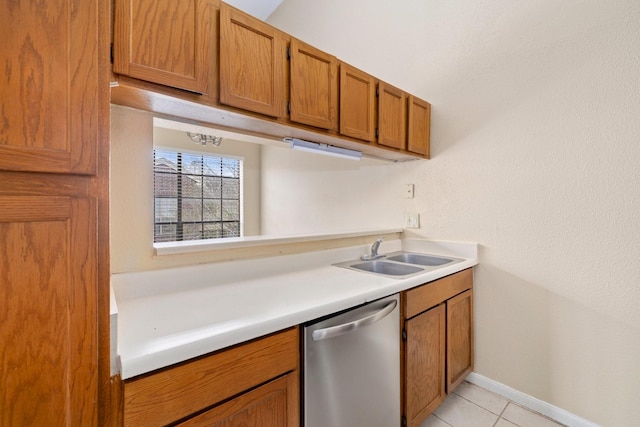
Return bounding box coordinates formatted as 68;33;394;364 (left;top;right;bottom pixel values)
334;251;464;278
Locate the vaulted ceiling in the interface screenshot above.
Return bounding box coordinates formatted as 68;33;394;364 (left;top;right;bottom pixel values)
223;0;283;20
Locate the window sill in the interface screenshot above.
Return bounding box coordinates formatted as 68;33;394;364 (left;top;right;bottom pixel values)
153;227;404;256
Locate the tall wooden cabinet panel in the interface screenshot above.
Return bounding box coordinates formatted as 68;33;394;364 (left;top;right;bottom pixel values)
0;0;98;174
0;196;97;426
339;63;376;142
377;81;407;150
289;38;338;130
219;3;285;118
113;0;215;94
407;95;431;158
404;304;446;427
1;0;107;425
447;289;474;392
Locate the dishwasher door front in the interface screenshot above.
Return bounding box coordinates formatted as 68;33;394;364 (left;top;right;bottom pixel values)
303;294;400;427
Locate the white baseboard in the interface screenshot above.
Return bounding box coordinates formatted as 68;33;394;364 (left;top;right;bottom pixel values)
465;373;601;427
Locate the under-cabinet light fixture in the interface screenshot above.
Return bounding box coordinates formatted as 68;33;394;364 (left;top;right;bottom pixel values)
284;137;362;161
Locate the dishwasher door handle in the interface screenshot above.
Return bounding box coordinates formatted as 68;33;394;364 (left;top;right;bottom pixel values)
311;299;397;341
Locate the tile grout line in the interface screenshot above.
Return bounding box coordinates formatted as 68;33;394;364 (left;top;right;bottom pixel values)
452;385;521;427
432;413;455;427
452;388;506;418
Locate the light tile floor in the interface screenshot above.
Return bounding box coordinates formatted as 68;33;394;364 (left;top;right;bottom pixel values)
421;381;566;427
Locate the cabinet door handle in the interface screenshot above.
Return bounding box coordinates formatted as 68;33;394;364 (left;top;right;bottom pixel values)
311;299;397;341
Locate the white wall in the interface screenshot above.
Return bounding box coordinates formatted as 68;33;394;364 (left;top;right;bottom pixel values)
269;1;640;425
260;145;406;235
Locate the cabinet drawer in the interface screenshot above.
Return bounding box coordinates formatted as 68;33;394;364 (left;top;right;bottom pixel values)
123;327;299;426
405;269;472;319
176;372;299;426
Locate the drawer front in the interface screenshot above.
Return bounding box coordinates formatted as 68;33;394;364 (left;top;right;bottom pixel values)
405;269;472;319
124;327;299;426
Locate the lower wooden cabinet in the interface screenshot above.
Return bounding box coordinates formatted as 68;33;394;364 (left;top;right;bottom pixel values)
404;304;446;426
447;289;474;392
402;269;474;427
123;327;299;426
176;372;298;427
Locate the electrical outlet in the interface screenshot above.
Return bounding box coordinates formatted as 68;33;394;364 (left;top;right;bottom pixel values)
405;184;415;199
405;213;420;228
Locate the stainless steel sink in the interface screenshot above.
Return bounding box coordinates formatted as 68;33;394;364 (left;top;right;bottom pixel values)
333;251;465;279
348;260;424;276
386;253;454;266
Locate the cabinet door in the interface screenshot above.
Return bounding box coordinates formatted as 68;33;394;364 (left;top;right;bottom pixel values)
377;81;407;150
114;0;214;94
404;304;446;427
289;38;338;130
0;0;98;174
339;63;376;142
407;95;431;158
177;372;299;427
447;289;474;392
0;196;97;426
219;4;285;118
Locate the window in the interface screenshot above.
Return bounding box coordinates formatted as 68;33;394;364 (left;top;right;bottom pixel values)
154;149;242;243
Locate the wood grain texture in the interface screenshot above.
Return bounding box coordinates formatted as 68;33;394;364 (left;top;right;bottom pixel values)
0;196;98;426
339;62;376;142
123;327;299;426
289;38;338;131
447;289;474;392
405;268;473;319
0;0;98;174
219;3;285;118
113;0;215;94
404;304;446;427
377;81;407;150
176;372;299;427
407;95;431;158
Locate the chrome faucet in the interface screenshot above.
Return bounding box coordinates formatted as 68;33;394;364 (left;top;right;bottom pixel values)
361;237;386;261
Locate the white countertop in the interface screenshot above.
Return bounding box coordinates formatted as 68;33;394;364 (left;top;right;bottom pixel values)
111;238;478;379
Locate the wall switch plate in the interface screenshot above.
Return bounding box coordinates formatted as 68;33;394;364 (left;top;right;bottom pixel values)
405;184;415;199
406;213;420;228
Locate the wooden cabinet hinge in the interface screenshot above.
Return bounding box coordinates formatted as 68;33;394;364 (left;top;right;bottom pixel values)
110;43;114;64
376;86;380;97
286;101;291;115
402;328;407;341
402;414;407;427
286;46;291;60
375;128;380;138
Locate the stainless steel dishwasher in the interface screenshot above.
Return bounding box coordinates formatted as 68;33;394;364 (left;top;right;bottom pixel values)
303;294;400;427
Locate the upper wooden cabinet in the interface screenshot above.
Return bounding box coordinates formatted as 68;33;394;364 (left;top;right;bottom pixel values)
289;38;338;130
377;81;408;150
219;3;286;118
113;0;215;94
0;0;99;174
339;63;376;142
407;95;431;158
110;0;431;160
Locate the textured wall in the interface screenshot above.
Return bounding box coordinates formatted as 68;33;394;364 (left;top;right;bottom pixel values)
269;1;640;424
